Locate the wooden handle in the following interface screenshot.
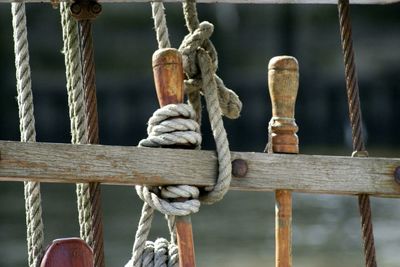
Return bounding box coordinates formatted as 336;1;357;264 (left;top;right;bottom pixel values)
268;56;299;154
268;56;300;267
152;48;184;107
152;48;196;267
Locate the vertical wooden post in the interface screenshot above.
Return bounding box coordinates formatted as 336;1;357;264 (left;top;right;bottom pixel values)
152;48;196;267
266;56;299;267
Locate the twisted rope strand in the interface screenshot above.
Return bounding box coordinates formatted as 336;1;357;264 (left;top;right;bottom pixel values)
151;1;171;49
197;49;232;203
78;17;106;267
338;1;377;266
11;3;45;267
129;1;241;265
60;3;94;247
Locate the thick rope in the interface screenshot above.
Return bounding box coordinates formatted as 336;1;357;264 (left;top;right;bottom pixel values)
179;0;241;203
338;1;377;266
60;2;94;248
78;17;106;267
151;1;171;49
129;1;242;265
129;104;201;267
11;3;45;267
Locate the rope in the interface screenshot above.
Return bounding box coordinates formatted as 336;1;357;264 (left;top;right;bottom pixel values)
60;2;94;248
78;17;106;267
129;104;201;267
128;1;242;265
11;3;45;266
151;2;171;49
179;0;242;203
337;1;377;266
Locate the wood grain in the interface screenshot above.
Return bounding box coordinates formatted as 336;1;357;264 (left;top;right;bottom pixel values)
268;56;299;267
1;141;400;197
152;48;196;267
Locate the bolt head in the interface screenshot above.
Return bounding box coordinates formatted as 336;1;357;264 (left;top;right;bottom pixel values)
91;2;102;15
394;166;400;185
232;159;248;178
70;3;81;15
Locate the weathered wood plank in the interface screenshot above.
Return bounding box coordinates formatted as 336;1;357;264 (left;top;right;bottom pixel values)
0;0;398;5
1;140;400;197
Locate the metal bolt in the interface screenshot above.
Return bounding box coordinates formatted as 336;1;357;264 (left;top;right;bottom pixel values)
91;2;102;15
70;3;81;15
394;166;400;185
232;159;248;178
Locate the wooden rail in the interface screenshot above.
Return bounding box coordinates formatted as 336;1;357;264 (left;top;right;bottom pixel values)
0;0;399;5
1;140;400;197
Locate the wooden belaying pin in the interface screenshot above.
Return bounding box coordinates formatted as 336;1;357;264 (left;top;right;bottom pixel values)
152;48;196;267
266;56;299;267
40;238;94;267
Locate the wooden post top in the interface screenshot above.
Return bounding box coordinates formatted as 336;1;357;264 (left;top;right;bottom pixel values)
267;56;299;154
40;238;94;267
152;48;184;107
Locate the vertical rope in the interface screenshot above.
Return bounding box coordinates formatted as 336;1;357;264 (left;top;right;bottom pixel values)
78;18;105;267
60;2;94;248
182;0;202;124
337;1;377;266
151;2;171;49
11;3;45;267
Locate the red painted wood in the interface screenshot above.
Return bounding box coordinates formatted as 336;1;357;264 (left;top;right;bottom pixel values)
40;238;94;267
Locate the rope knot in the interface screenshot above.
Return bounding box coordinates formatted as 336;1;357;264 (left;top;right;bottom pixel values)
125;238;178;267
179;22;242;120
137;103;201;216
138;104;202;148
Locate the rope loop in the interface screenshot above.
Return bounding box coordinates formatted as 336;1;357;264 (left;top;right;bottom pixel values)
137;103;201;216
129;2;243;265
179;21;242;120
135;186;200;217
139;104;202;148
126;238;178;267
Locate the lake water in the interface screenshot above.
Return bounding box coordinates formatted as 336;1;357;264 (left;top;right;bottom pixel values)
1;173;399;267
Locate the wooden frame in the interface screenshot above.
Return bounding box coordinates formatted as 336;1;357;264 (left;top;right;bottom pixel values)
1;141;399;197
0;0;399;4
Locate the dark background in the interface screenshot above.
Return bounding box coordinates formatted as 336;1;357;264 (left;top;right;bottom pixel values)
0;3;399;267
1;3;400;150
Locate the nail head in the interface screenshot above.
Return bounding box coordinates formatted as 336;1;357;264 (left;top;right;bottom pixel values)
394;166;400;185
232;159;248;178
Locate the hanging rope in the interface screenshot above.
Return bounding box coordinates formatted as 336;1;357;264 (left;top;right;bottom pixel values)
127;1;242;266
76;4;106;266
60;2;94;248
179;0;242;203
11;3;45;267
151;2;171;49
63;1;106;265
337;0;377;266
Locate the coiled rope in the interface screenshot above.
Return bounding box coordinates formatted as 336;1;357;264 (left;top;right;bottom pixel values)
337;0;377;266
127;1;242;266
11;3;45;267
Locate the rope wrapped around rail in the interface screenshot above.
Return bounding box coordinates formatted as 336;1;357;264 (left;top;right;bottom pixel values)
127;1;242;266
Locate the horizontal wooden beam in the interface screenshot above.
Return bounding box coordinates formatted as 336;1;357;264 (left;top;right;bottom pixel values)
1;140;400;197
0;0;399;5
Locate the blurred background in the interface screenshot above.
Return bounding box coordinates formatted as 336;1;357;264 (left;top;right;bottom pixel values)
0;2;399;267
